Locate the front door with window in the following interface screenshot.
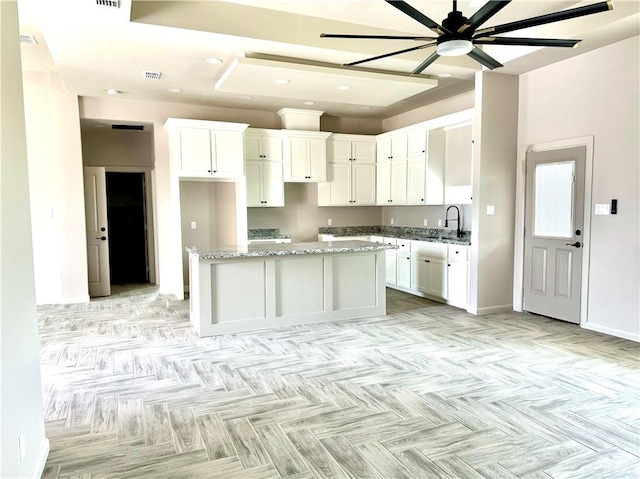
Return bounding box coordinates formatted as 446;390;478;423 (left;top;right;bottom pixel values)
523;146;586;324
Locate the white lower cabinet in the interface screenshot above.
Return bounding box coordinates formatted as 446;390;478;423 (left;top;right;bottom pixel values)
396;253;412;288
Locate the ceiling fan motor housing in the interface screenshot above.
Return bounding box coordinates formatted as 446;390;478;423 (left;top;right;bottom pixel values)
439;10;472;45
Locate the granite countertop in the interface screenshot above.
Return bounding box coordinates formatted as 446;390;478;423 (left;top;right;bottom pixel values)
319;226;471;246
187;240;398;260
248;228;291;240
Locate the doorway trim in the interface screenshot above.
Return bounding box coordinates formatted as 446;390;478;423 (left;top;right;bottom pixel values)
105;166;156;285
514;135;594;326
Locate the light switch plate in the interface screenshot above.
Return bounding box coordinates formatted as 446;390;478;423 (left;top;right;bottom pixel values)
594;204;610;215
327;218;332;226
486;205;495;215
190;221;197;229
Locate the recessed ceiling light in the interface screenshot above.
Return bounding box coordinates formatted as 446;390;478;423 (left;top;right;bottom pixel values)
240;95;253;100
205;57;223;65
337;85;350;90
105;89;119;95
303;101;315;105
168;88;182;93
275;79;290;85
360;105;371;110
438;73;453;78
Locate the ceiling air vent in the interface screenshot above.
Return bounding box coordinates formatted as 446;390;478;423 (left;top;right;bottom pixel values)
142;71;162;80
96;0;120;7
112;124;144;131
19;34;38;45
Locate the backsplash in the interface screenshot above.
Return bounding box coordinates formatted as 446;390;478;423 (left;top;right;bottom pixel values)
318;225;471;243
248;228;291;239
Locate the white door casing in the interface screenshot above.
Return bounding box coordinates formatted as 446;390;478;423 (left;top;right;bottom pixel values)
523;146;586;324
84;167;111;297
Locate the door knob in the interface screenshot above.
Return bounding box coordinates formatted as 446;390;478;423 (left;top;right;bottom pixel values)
96;236;107;241
565;241;581;248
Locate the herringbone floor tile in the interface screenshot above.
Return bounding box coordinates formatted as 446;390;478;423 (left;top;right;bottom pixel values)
38;285;640;478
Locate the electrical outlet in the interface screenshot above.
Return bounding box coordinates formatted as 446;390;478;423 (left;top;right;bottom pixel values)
423;219;428;226
18;431;25;462
486;205;495;215
190;221;197;229
390;218;394;225
438;219;443;227
328;218;332;226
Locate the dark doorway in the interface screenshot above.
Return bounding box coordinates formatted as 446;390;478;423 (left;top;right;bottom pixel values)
106;172;148;284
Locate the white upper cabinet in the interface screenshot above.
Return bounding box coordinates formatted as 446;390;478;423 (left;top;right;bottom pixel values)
426;127;446;205
377;132;407;162
319;134;376;206
165;119;249;179
245;129;283;161
282;130;331;182
444;122;473;204
407;128;427;158
245;129;284;207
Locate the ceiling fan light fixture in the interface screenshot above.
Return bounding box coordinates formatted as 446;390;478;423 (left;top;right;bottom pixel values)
437;39;473;57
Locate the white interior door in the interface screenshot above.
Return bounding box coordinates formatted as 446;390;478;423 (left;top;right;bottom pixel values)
84;167;111;297
523;146;585;323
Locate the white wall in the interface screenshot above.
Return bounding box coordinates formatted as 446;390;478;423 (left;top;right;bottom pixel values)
82;128;153;168
22;71;88;304
248;183;382;242
518;36;639;340
0;3;48;477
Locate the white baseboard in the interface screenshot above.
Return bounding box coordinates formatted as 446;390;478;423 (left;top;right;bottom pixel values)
473;304;514;316
582;323;639;342
32;438;50;479
62;295;90;304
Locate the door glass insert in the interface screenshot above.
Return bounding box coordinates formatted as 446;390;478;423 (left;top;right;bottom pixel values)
534;161;574;238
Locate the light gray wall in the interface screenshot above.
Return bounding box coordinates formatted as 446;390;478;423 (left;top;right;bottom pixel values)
248;183;382;242
1;3;48;477
380;204;472;231
470;72;519;314
518;36;639;340
82;129;153;168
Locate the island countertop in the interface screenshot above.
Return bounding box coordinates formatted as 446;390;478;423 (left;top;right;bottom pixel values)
187;240;398;260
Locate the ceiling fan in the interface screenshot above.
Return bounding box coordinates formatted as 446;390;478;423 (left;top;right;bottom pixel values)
320;0;613;73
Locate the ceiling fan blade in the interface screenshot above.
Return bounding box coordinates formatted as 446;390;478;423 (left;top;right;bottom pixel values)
459;0;512;33
411;51;440;75
345;42;436;67
475;1;613;37
385;0;451;35
321;33;437;41
474;37;580;48
467;46;503;70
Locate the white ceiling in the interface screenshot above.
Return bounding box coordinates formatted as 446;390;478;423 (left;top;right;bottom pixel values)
17;0;640;119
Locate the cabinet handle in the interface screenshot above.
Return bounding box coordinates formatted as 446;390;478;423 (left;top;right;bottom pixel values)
421;199;424;202
424;260;430;263
207;170;211;173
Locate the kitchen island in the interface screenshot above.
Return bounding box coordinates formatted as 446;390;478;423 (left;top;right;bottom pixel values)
187;241;397;336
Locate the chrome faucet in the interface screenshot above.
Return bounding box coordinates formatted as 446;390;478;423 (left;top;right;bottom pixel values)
445;205;462;237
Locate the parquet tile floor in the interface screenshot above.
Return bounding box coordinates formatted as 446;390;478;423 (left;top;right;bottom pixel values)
37;285;639;478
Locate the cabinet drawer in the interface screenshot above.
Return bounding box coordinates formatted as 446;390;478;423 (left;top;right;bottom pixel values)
369;235;384;244
447;245;469;262
411;241;447;259
396;239;411;254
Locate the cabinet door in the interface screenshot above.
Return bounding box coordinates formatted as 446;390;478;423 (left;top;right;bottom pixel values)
396;254;412;288
390;159;407;205
447;261;468;308
288;137;309;180
308;138;326;181
385;250;397;284
245;161;263;207
413;257;429;292
426;259;447;298
262;161;284;207
391;133;408;159
321;163;351;205
212;130;244;176
444;122;473;204
407;156;426;205
328;139;352;163
352;140;376;163
179;128;212;174
377;137;392;162
244;135;262;161
351;163;376;205
262;136;283;161
407;128;427;157
376;161;391;205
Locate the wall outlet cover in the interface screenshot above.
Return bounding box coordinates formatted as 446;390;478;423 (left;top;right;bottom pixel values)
594;204;610;215
423;219;428;226
390;218;394;225
486;205;495;215
327;218;332;226
190;221;197;229
438;219;443;227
